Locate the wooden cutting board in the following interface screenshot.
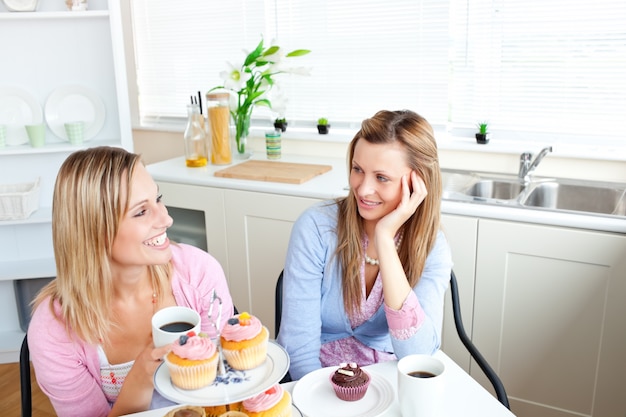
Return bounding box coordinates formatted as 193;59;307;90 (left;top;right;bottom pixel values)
214;160;333;184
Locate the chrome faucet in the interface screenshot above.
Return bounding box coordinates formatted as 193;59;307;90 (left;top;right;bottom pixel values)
518;146;553;182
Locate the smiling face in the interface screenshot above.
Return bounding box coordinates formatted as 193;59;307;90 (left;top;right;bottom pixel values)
349;138;412;225
110;163;173;273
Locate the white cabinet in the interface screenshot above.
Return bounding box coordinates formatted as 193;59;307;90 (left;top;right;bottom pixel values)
157;181;229;274
0;0;132;362
156;181;320;338
473;219;626;417
223;190;321;336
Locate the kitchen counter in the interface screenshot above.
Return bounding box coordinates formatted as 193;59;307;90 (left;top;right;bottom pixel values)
147;154;626;234
148;154;350;200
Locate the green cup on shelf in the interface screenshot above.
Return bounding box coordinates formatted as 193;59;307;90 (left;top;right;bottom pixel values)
25;123;46;148
64;121;85;145
0;124;6;148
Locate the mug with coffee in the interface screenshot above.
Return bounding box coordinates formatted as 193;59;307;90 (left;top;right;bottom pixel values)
152;306;201;347
397;354;446;416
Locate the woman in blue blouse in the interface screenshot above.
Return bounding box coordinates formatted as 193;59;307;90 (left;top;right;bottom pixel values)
277;110;453;380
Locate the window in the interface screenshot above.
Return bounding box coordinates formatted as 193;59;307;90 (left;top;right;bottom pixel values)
129;0;626;145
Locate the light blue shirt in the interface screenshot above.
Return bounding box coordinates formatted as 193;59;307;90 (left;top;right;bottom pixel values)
276;201;453;380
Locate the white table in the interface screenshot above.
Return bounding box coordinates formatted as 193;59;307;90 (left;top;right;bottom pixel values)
124;350;516;416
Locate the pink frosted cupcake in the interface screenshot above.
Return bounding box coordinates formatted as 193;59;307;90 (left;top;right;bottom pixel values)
242;383;292;417
164;332;219;390
220;312;269;370
329;362;371;401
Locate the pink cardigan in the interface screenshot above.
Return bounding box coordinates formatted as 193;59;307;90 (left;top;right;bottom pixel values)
28;243;234;417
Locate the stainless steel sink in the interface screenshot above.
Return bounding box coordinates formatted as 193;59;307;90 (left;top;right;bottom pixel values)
465;179;526;201
441;169;526;203
440;168;626;218
521;182;626;216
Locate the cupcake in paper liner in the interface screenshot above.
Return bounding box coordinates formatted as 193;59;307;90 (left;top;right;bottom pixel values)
220;312;269;370
329;362;371;401
164;332;219;390
204;402;245;417
164;405;206;417
242;383;292;417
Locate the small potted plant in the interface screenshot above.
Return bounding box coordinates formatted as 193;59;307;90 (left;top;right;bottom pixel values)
475;121;490;144
273;117;288;132
317;117;330;134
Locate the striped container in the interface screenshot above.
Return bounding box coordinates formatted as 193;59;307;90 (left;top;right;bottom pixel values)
265;130;281;160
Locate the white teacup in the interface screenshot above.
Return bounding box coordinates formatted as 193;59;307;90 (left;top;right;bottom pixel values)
151;306;201;347
397;354;446;416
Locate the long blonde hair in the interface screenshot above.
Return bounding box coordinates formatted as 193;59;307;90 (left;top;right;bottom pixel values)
336;110;442;316
33;146;171;345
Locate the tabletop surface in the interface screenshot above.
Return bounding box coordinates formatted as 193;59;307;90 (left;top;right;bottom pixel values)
122;350;516;417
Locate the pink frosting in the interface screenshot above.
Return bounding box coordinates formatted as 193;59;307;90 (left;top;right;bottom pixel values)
243;384;283;412
221;314;263;342
171;335;216;360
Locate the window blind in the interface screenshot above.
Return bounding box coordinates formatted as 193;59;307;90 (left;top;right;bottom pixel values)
449;0;626;144
130;0;626;145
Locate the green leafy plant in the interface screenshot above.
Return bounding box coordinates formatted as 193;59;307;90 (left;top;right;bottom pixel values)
475;121;491;144
476;121;489;134
274;117;288;132
208;39;310;154
317;117;330;134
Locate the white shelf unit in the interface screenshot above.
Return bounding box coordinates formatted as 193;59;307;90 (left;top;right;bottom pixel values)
0;0;132;362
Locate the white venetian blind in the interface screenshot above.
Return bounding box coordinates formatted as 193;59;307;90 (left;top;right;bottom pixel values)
130;0;626;144
129;0;450;128
449;0;626;143
270;0;451;127
130;1;269;123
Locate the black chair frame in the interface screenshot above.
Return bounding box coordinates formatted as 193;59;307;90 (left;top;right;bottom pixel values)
20;333;32;417
449;270;510;409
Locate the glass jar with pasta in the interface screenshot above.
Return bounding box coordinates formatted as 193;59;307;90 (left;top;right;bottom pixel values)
206;92;232;165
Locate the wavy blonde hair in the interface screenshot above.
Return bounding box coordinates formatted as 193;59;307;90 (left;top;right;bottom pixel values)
33;146;171;345
336;110;442;316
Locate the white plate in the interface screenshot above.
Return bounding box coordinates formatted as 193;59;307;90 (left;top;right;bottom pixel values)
292;367;394;417
154;341;290;406
0;87;43;146
45;85;105;141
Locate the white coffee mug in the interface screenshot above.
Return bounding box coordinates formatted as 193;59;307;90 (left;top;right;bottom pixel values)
397;354;446;416
151;306;201;347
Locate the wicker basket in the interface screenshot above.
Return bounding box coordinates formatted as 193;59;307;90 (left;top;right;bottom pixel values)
0;177;40;220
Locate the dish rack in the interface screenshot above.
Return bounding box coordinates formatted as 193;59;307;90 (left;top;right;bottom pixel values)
0;177;40;220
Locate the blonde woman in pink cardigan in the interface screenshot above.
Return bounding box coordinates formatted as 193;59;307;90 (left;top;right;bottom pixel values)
29;147;234;417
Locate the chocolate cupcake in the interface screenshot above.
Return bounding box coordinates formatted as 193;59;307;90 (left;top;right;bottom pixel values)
329;362;371;401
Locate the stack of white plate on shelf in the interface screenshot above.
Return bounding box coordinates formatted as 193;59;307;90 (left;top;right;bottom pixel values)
2;0;39;12
0;85;105;146
0;86;43;146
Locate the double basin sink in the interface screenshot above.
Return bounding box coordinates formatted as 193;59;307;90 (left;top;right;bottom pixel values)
441;168;626;217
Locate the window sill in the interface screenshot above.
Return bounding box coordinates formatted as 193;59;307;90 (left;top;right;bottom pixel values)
271;128;626;163
133;122;626;163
